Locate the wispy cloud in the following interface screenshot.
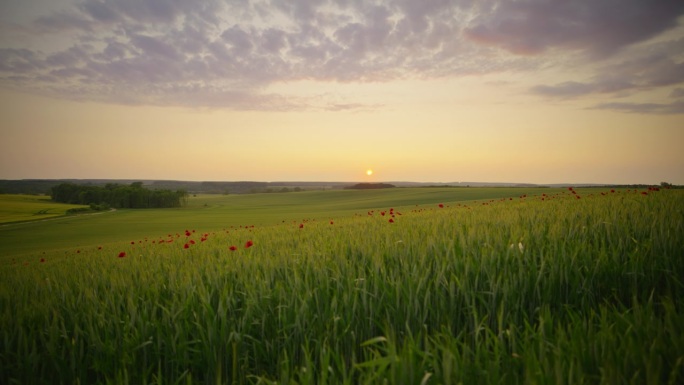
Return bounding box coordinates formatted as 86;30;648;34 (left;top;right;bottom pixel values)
529;35;684;112
592;101;684;114
1;0;683;112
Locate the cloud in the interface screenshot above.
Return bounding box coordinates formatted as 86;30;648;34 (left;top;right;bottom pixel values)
0;0;484;108
531;81;609;98
464;0;684;56
33;11;95;34
592;101;684;114
130;34;183;60
1;0;683;111
530;77;644;98
0;49;45;73
530;36;684;112
45;46;89;67
79;0;221;25
79;1;120;23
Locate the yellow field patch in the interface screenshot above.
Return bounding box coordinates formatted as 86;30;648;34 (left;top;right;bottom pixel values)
0;194;88;224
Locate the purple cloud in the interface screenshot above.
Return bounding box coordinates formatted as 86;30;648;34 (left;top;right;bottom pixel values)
531;82;600;98
80;1;120;23
46;46;90;67
130;34;183;61
99;41;130;60
0;49;44;73
531;45;684;103
33;11;94;33
1;0;683;112
592;101;684;114
464;0;684;56
221;25;255;55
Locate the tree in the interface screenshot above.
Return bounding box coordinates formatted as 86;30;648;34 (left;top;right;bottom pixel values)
50;183;187;208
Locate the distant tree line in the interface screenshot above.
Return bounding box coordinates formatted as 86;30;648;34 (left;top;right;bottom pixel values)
50;182;188;208
3;179;680;196
344;183;396;190
0;180;63;195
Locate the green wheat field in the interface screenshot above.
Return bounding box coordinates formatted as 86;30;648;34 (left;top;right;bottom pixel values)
1;187;683;384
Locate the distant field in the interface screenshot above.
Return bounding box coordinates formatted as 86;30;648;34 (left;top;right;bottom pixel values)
0;194;88;224
0;187;554;257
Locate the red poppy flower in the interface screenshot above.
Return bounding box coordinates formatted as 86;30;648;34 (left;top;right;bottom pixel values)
185;230;191;236
245;240;254;248
131;241;135;245
299;223;304;229
184;243;190;249
438;204;444;208
641;191;648;195
190;240;196;245
610;189;615;193
40;258;46;263
389;218;394;223
118;252;126;258
229;245;237;251
330;221;334;225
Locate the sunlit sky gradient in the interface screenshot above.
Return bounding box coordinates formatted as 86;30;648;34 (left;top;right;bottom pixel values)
1;0;683;184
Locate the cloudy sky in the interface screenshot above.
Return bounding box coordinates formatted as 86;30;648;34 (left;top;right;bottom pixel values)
1;0;683;184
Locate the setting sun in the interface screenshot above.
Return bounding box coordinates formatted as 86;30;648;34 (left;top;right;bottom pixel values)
366;169;373;176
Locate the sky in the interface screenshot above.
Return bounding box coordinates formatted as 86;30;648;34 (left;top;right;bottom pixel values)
1;0;683;185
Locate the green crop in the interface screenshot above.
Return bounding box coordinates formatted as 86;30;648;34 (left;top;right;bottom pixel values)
0;194;88;224
1;188;682;384
0;187;557;257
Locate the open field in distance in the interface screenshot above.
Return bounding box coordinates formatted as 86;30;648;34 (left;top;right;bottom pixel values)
1;187;556;258
0;194;88;224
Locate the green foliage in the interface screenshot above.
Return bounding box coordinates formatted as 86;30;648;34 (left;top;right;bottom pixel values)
89;202;111;211
50;182;188;209
1;188;682;384
345;183;396;189
65;207;92;214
